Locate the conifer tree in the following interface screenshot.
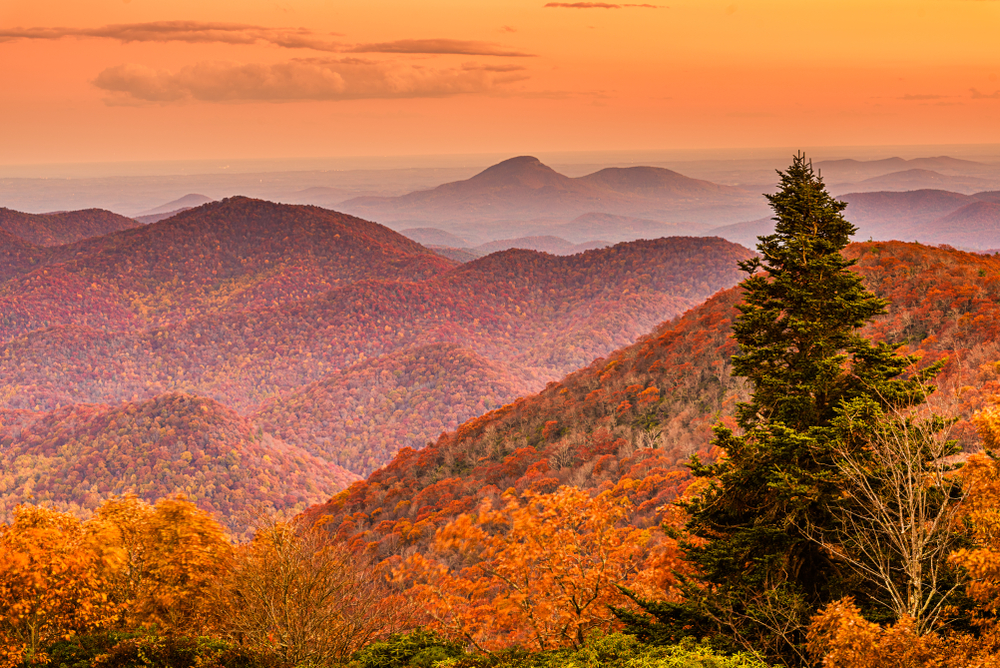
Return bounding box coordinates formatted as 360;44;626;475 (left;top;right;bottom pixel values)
619;154;938;664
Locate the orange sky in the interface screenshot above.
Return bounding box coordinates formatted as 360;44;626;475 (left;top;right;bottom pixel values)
1;0;998;165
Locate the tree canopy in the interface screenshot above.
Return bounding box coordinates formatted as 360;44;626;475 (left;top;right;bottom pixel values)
628;154;941;664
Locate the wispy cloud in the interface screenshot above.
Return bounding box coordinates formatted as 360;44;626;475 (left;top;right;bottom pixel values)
346;39;535;57
0;21;343;51
543;2;662;7
971;88;1000;99
0;22;533;57
92;59;529;103
899;94;948;101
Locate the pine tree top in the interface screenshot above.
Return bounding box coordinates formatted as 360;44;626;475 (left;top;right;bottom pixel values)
732;152;890;432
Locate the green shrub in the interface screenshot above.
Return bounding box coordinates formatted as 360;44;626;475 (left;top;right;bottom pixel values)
429;634;770;668
352;629;465;668
37;632;271;668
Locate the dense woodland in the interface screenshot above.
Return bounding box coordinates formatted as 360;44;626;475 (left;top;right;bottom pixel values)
9;162;1000;667
0;201;752;495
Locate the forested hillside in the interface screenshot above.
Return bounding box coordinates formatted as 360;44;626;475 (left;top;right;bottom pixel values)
0;207;137;246
0;393;358;530
0;199;753;510
253;344;529;475
0;227;752;477
0;197;455;343
304;240;1000;555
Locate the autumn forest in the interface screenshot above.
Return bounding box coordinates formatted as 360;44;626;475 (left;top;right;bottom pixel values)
8;153;1000;668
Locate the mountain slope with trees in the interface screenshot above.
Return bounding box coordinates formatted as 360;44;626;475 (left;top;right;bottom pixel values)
0;392;358;530
302;238;1000;600
0;207;138;247
0;197;456;343
0;236;752;476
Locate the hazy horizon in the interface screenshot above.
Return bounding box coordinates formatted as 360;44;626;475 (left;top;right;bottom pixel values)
3;0;999;167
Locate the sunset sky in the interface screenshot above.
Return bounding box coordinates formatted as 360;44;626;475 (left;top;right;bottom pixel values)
1;0;999;166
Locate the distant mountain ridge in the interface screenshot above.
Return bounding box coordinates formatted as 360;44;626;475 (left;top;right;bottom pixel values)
0;197;455;343
0;207;138;246
816;156;988;181
339;155;769;233
135;193;214;217
710;188;1000;251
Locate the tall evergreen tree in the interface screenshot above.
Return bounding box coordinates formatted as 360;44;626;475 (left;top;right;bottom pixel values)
618;154;938;664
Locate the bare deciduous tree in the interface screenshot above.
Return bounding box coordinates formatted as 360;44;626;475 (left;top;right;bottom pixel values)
815;402;965;633
216;519;413;666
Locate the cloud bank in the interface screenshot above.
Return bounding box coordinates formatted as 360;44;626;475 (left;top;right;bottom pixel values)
0;22;533;57
92;59;529;103
0;21;342;51
971;88;1000;99
543;2;661;8
347;39;534;57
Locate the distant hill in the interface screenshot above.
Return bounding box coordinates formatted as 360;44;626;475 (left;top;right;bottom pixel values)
829;169;999;196
708;216;774;249
576;165;730;197
0;197;455;343
344;157;624;221
910;201;1000;246
428;246;481;263
135;193;214;217
0;207;138;246
0;392;359;531
401;227;471;247
558;212;711;242
838;189;979;240
279;186;354;208
816;156;989;182
339;156;768;231
133;208;192;225
474;236;610;256
711;189;1000;249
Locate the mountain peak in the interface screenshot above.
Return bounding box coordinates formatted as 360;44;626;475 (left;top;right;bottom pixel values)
136;193;214;218
466;155;569;189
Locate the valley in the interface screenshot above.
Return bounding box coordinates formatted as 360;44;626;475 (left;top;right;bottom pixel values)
4;151;1000;667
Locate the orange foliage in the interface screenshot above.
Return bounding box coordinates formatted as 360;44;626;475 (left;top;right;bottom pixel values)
806;598;992;668
950;449;1000;622
123;495;233;634
0;506;123;667
395;486;650;651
